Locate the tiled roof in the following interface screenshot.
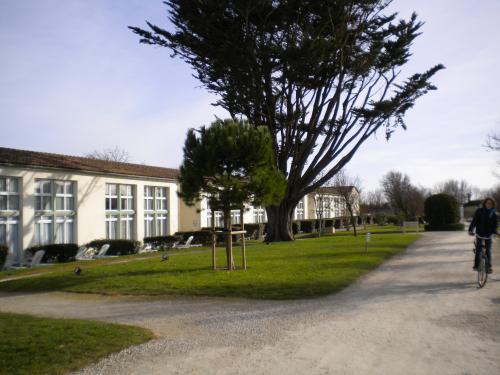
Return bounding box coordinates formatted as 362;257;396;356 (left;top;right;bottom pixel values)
0;147;179;180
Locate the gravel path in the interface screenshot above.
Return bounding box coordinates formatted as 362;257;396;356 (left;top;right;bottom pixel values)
1;231;499;374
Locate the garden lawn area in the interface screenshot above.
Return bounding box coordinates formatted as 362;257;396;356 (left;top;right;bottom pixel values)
0;312;154;375
0;234;419;300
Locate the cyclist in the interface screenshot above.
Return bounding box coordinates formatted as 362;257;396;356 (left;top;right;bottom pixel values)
469;197;498;273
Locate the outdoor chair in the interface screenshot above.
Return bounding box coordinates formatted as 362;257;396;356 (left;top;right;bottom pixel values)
94;244;117;259
30;250;53;268
173;235;202;249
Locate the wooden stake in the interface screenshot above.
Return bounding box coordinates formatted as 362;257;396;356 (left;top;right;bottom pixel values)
241;207;246;270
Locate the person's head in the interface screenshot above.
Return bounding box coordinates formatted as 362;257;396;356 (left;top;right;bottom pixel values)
482;197;496;209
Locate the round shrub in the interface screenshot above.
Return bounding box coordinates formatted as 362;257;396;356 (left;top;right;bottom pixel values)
424;194;460;229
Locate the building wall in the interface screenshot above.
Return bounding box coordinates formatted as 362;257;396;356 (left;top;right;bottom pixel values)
0;165;178;259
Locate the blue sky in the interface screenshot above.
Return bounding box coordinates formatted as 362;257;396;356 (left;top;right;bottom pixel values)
0;0;498;192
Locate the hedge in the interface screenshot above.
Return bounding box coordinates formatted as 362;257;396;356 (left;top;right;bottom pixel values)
25;244;79;263
143;235;179;248
424;223;465;231
0;245;8;269
425;194;460;230
86;239;141;256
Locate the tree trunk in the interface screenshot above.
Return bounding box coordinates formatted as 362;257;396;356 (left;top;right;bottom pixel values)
265;202;295;242
347;205;357;237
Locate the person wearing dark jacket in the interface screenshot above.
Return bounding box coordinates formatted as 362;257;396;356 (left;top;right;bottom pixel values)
469;197;498;273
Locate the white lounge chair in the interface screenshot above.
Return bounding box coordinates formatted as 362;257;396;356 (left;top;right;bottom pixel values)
94;244;120;259
138;243;157;254
173;235;202;249
76;246;96;261
30;250;53;267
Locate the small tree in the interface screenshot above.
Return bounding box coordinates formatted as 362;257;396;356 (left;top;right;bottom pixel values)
334;171;362;236
179;119;286;269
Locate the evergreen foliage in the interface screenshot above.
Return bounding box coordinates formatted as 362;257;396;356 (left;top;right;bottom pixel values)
424;194;460;228
130;0;443;240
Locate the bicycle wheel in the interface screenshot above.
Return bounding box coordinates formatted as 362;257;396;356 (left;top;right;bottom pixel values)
477;253;488;288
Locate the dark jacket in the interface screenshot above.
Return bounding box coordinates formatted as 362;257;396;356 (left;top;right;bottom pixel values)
469;208;498;237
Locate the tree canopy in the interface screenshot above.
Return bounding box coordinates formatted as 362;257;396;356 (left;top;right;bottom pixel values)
179;119;286;212
131;0;443;240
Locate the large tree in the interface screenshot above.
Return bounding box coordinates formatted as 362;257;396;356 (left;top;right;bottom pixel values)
130;0;443;240
85;147;131;163
433;179;472;205
333;170;362;236
381;170;425;220
179;119;286;267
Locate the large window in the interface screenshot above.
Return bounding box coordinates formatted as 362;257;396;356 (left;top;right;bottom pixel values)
253;207;267;223
0;176;20;261
105;183;135;240
230;210;241;225
206;209;223;227
143;186;168;237
295;199;304;220
0;177;19;211
34;179;75;245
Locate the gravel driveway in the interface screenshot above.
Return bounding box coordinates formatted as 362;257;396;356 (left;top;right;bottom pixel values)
1;231;499;374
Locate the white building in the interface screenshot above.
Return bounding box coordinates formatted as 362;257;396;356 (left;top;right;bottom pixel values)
0;147;179;263
0;146;361;262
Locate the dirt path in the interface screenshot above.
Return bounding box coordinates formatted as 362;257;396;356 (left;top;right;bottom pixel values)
1;232;499;374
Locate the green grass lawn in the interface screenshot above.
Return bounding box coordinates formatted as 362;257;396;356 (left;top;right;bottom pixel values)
0;312;154;375
0;233;419;300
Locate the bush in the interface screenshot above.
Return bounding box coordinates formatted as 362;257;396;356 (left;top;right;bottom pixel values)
425;194;460;229
299;220;316;233
424;223;465;231
292;222;300;235
86;239;141;256
143;235;179;249
334;219;342;229
374;214;387;225
0;245;8;269
25;244;79;263
324;219;334;228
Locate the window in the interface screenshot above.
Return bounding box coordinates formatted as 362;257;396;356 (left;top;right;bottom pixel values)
207;209;223;227
156;187;167;211
120;185;133;211
155;214;167;236
105;184;118;210
231;210;241;225
144;214;154;237
55;181;74;211
144;186;169;237
105;215;118;240
0;177;19;211
144;186;154;211
105;184;135;240
35;180;52;211
295;199;304;220
253;207;267;223
0;215;20;261
34;180;75;245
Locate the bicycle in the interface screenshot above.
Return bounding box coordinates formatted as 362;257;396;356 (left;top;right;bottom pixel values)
473;235;492;288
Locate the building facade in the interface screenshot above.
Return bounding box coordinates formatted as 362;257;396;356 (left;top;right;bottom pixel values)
0;147;179;263
178;188;359;231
